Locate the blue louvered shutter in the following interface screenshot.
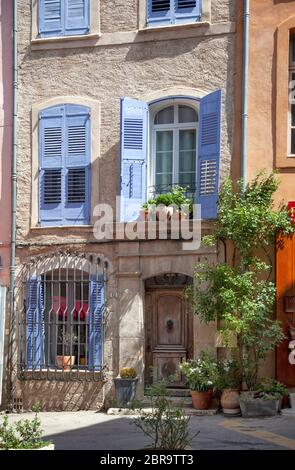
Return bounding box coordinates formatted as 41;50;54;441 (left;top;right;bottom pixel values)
120;98;148;222
196;90;221;219
64;105;90;225
40;106;64;226
147;0;171;26
88;274;104;371
175;1;201;23
39;0;63;37
65;0;90;36
39;104;90;226
26;277;45;369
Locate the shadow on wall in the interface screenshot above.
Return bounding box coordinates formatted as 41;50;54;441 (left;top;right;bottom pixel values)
20;380;106;411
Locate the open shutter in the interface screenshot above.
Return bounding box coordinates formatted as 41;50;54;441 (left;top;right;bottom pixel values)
39;0;63;37
147;0;171;26
196;90;221;219
64;104;90;225
174;0;201;23
26;277;45;369
120;98;148;222
65;0;89;36
88;274;104;371
39;106;64;226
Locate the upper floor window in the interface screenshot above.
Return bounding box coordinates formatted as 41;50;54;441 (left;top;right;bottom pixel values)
289;34;295;155
151;103;198;197
39;0;90;38
119;91;221;222
147;0;201;27
39;104;91;227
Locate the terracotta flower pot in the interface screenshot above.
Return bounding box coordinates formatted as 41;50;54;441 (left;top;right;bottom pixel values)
140;209;149;221
190;390;212;410
56;355;75;371
220;389;240;415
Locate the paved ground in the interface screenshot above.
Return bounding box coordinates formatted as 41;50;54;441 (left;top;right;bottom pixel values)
5;411;295;450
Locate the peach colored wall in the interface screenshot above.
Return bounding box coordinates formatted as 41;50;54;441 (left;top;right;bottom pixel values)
0;0;12;287
245;0;295;206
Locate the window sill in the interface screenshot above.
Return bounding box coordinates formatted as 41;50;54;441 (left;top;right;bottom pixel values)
31;33;100;51
139;21;210;34
19;368;105;382
30;225;94;233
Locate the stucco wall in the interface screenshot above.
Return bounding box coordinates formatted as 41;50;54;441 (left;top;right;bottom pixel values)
7;1;237;410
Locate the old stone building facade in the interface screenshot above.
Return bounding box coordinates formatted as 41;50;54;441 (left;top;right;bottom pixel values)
3;0;237;411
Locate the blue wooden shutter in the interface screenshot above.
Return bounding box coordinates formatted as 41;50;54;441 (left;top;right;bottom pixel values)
40;106;64;226
65;0;89;36
174;1;201;23
147;0;171;26
64;104;90;225
88;274;104;371
120;98;148;222
26;277;45;369
196;90;221;219
39;0;63;37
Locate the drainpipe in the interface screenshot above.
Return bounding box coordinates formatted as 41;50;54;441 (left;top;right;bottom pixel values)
8;0;18;411
241;0;250;191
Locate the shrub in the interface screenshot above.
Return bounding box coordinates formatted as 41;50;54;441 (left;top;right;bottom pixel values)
120;367;137;379
132;381;199;450
0;403;52;450
180;351;219;391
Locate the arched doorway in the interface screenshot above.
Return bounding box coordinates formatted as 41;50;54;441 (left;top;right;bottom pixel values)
144;273;193;387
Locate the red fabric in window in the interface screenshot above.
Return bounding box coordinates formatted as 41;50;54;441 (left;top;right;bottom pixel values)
52;296;88;321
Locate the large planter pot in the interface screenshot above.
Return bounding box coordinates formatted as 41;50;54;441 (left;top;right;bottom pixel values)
190;390;212;410
56;355;75;371
114;377;138;407
220;389;240;415
239;393;280;417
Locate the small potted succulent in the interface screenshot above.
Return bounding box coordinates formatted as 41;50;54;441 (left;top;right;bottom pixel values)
114;367;138;407
180;351;219;410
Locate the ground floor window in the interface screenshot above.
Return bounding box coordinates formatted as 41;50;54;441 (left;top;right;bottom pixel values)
18;256;105;379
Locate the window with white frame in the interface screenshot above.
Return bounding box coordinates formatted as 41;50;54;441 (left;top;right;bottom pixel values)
150;102;198;197
289;34;295;155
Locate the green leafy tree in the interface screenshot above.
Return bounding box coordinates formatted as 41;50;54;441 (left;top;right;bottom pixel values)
187;172;294;390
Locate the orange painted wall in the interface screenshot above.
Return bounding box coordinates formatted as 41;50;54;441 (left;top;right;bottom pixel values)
0;0;12;287
245;0;295;206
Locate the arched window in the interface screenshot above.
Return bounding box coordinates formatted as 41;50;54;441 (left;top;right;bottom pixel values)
151;102;198;196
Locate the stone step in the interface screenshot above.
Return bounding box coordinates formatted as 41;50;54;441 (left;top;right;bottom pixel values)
142;396;192;407
144;388;191;398
107;406;219;417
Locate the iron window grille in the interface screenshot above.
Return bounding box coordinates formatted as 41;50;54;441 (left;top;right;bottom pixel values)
17;253;106;382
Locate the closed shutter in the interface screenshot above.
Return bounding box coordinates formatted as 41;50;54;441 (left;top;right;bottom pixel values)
39;0;63;37
175;0;201;23
64;105;90;225
147;0;171;26
88;274;105;371
39;104;90;226
196;90;221;219
65;0;90;36
120;98;148;222
26;277;45;369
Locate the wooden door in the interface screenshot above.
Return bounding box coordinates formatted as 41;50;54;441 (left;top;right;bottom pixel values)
276;234;295;386
145;289;193;386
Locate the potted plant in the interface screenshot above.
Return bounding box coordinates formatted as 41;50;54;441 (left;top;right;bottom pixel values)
180;351;218;410
0;403;54;450
114;367;138;407
142;186;192;221
186;173;294;416
217;359;242;415
239;379;288;417
56;331;78;370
